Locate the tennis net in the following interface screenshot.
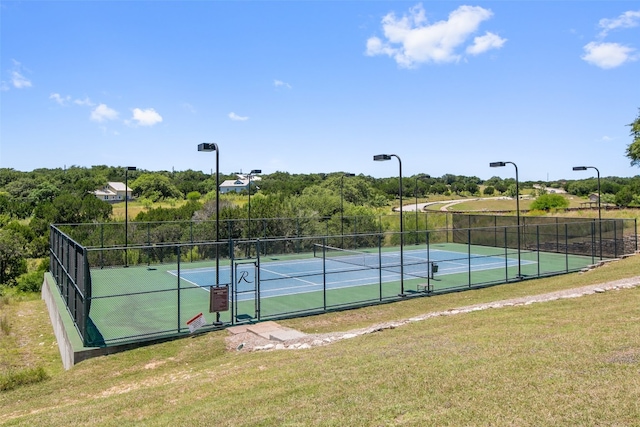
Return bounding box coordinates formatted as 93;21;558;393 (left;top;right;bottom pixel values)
312;244;435;279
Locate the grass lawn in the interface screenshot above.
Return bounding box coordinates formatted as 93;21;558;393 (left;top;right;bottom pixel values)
1;253;640;425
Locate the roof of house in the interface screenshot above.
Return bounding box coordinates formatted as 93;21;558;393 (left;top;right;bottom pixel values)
107;182;131;192
220;179;249;188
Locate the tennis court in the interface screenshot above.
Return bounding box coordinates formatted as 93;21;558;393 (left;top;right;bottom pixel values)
50;215;636;348
83;241;596;346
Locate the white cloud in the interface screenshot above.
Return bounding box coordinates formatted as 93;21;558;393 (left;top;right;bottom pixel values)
11;70;32;88
130;108;163;126
90;103;119;122
51;93;94;107
228;112;249;121
365;3;505;67
274;79;292;89
581;41;638;69
598;10;640;37
8;60;32;89
50;93;71;105
74;97;94;107
466;32;507;55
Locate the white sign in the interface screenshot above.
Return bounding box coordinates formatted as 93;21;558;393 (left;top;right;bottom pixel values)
186;312;207;333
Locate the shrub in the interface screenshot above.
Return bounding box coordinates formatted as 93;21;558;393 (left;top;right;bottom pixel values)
530;194;569;211
16;270;44;293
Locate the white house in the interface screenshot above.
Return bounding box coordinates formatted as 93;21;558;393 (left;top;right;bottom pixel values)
93;182;133;202
219;179;250;194
219;175;262;194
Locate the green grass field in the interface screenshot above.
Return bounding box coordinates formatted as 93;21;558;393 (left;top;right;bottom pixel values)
1;252;639;425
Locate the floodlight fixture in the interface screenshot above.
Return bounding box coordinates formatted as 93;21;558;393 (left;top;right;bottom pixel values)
374;154;392;161
198;143;217;152
490;161;506;168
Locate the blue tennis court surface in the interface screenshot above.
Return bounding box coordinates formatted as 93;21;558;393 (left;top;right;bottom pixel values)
170;248;533;301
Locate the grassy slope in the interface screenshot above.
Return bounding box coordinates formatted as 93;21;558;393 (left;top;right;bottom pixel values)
2;201;637;425
1;254;640;426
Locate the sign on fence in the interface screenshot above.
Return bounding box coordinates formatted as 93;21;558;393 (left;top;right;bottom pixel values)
186;312;207;333
210;286;229;313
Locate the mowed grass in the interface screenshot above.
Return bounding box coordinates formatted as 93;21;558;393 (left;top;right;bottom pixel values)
1;254;640;425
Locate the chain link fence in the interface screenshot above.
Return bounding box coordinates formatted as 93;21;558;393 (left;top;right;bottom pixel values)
50;214;637;347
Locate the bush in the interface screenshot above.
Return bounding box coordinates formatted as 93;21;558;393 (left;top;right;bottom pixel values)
16;270;44;293
530;194;569;211
187;191;202;202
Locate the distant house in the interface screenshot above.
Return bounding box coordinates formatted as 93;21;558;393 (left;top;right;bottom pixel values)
219;179;250;194
93;182;133;202
219;175;262;194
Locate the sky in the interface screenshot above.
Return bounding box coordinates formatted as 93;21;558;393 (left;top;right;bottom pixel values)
1;1;639;182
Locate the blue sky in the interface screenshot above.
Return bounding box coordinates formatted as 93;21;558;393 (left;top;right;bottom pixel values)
1;1;639;182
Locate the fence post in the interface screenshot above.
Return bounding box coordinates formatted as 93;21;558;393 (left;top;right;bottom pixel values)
177;245;181;333
536;225;540;277
426;230;431;292
467;228;471;287
256;239;261;321
83;246;91;347
322;237;327;310
229;238;235;325
592;221;596;264
614;220;618;258
378;233;383;301
504;227;508;283
100;224;104;269
565;224;569;272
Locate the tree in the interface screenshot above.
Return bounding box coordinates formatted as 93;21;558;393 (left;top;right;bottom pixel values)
625;108;640;165
131;173;183;201
615;187;633;207
80;195;113;222
0;229;27;286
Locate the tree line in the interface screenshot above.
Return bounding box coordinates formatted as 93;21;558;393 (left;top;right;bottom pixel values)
1;105;639;290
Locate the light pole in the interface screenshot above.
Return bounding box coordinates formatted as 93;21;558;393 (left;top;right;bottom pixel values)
490;161;522;279
374;154;405;296
197;143;220;294
124;166;136;267
573;165;602;259
245;169;261;242
341;173;355;248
